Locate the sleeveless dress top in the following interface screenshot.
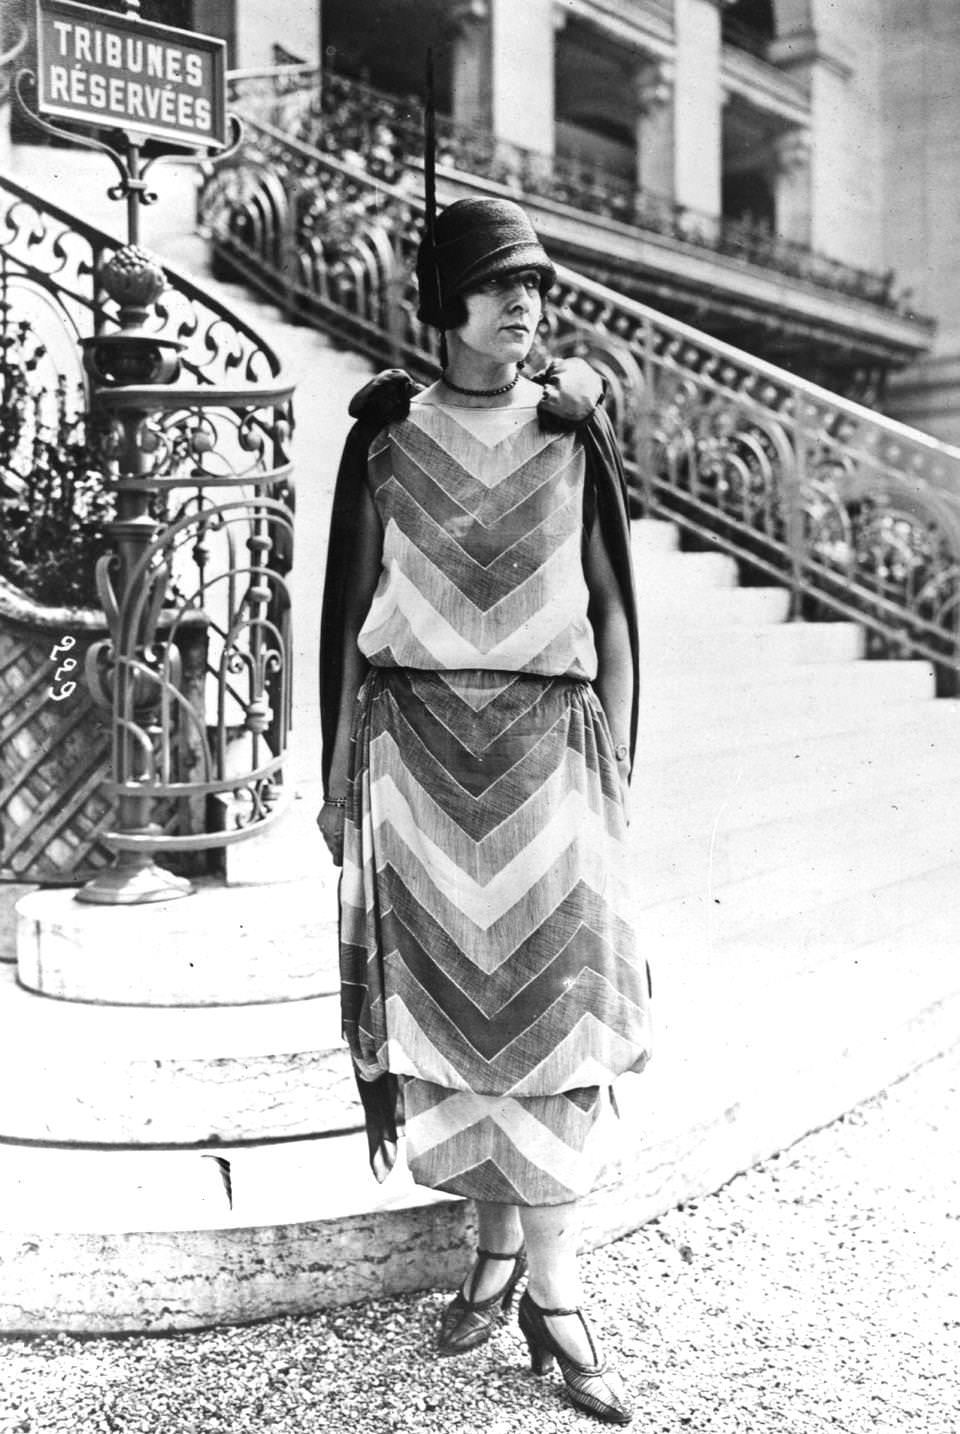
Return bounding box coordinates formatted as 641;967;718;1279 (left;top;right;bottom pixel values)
356;399;598;679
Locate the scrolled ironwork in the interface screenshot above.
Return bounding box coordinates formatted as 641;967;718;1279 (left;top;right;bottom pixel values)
0;175;282;388
199;112;960;688
0;174;296;890
86;492;293;853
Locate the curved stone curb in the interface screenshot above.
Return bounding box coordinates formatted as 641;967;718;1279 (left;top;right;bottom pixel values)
0;964;360;1145
1;965;957;1333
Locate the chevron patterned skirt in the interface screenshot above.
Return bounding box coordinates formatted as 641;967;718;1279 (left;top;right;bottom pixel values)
340;668;652;1206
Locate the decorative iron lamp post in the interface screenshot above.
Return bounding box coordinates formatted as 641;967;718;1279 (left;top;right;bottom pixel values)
77;244;192;903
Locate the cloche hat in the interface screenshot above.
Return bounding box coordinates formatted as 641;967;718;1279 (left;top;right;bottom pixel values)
416;196;556;328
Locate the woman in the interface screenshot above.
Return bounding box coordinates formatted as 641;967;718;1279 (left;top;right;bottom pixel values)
319;196;652;1425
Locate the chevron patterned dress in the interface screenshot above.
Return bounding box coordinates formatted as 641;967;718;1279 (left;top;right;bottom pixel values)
340;398;651;1205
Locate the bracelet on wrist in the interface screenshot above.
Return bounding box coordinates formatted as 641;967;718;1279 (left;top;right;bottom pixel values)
323;795;347;808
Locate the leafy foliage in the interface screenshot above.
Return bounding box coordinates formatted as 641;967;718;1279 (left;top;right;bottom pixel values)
0;319;113;608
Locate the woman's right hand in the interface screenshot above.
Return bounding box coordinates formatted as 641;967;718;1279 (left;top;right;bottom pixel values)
317;802;346;866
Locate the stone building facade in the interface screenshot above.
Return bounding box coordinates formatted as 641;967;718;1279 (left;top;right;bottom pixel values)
3;0;959;441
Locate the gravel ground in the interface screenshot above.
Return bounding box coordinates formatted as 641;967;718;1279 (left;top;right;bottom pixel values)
2;1044;958;1434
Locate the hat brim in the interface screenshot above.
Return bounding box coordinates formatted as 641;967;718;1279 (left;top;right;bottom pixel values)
452;242;556;297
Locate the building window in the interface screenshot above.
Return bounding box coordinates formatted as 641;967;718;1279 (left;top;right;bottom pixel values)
322;0;453;112
722;168;775;229
722;0;776;59
722;94;779;231
554;18;636;179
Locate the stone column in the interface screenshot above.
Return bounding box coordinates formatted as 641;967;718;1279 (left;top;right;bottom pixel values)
673;0;723;216
450;0;493;131
634;57;674;200
773;128;812;247
769;10;883;271
488;0;556;155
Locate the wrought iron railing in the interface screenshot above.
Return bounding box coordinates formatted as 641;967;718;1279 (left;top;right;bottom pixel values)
0;175;295;890
198;115;960;689
226;65;909;317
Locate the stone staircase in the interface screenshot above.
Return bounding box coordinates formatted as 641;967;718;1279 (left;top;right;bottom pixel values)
629;521;960;953
3;205;960;1333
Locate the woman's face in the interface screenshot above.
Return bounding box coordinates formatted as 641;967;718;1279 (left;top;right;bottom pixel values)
452;269;543;365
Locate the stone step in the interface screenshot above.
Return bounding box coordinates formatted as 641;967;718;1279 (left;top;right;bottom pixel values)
711;857;960;965
0;1131;449;1236
632;701;960;842
633;548;741;590
0;964;355;1145
639;690;944;762
634;939;960;1172
637;685;958;774
636;930;960;1104
833;883;960;958
0;1129;466;1332
643;656;935;714
629;518;680;553
638;583;791;626
638;619;864;668
634;772;960;942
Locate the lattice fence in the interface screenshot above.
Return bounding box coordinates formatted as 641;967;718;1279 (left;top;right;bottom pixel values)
0;598;113;881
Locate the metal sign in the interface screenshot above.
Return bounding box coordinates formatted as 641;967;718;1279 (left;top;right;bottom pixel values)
34;0;227;150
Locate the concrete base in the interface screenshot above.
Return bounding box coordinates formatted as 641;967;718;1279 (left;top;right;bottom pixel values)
16;866;338;1007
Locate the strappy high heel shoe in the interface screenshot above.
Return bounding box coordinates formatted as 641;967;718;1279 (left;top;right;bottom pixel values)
517;1289;633;1425
437;1246;527;1356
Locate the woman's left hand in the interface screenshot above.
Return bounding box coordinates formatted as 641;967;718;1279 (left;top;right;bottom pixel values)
317;802;346;866
535;357;604;424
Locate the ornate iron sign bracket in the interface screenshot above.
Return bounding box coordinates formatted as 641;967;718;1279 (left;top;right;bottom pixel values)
13;68;242;247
